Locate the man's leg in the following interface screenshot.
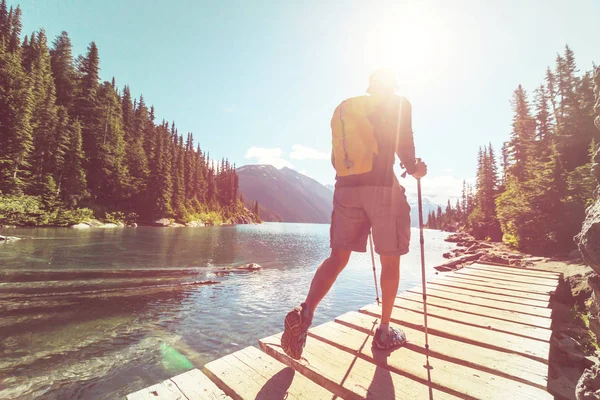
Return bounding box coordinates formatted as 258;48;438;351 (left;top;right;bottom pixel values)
304;249;352;316
379;254;400;326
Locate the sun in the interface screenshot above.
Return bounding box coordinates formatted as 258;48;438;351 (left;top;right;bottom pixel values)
357;2;455;91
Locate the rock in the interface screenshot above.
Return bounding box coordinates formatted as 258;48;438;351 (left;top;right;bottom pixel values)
479;253;510;265
186;221;205;228
99;223;119;228
434;252;484;272
577;200;600;272
153;218;172;227
577;363;600;400
85;219;105;227
442;252;452;259
169;222;185;228
212;263;263;275
0;235;22;241
127;223;138;228
71;223;91;229
445;232;476;243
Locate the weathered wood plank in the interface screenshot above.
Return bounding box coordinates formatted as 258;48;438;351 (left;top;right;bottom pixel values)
360;303;550;363
336;311;549;390
126;379;188;400
443;272;557;295
309;320;552;400
203;346;333;400
418;284;553;316
475;261;562;277
429;279;551;306
456;269;559;288
393;294;551;341
466;263;561;281
392;296;551;342
259;332;459;400
397;291;552;329
170;369;232;400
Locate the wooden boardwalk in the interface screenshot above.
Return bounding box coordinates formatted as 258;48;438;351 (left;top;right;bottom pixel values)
126;262;561;400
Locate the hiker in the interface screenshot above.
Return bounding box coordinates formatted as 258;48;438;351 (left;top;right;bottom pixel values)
281;69;427;359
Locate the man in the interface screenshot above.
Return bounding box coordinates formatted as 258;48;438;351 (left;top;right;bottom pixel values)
281;69;427;359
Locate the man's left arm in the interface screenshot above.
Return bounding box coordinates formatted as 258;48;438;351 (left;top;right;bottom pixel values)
395;97;417;174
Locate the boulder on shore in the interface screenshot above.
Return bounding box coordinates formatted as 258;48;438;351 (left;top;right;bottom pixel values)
71;222;91;229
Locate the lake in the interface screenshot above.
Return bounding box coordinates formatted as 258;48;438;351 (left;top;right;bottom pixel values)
0;223;453;399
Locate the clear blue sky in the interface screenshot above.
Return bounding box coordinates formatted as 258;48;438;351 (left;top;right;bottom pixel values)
14;0;599;203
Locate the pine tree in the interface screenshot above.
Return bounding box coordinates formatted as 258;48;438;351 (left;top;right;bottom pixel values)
507;85;536;181
50;31;75;108
28;30;60;197
123;93;149;201
171;135;186;219
60;118;88;207
0;0;8;47
153;123;173;216
8;5;21;53
0;40;33;193
91;82;128;204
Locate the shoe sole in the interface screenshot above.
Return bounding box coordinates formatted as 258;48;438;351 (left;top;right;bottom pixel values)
282;306;304;360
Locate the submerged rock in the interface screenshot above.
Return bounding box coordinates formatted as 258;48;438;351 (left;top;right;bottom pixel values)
0;235;22;241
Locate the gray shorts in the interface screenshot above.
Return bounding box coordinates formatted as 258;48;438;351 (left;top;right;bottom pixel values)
330;181;411;256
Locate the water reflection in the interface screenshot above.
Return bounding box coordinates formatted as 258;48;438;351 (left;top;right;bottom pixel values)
0;224;452;399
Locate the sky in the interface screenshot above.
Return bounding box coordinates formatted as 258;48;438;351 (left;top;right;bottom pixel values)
13;0;599;204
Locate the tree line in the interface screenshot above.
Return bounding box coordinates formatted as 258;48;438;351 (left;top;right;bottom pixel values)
0;1;257;225
427;45;598;255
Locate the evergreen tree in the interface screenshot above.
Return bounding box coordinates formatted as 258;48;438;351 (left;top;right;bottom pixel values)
507;85;536;181
153;123;173;216
8;5;21;53
171;135;186;219
60;118;87;207
28;30;60;197
0;40;33;193
50;31;75;108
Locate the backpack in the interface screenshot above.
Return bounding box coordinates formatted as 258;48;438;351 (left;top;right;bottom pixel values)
331;95;405;177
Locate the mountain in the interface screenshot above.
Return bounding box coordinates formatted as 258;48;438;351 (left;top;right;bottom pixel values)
237;165;333;223
408;197;439;227
238;165;440;226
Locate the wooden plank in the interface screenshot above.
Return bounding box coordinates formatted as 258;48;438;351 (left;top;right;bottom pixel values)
127;379;188;400
443;272;556;295
434;274;553;300
475;261;562;277
398;291;552;329
170;369;232;400
456;269;559;288
203;346;332;400
408;286;552;323
360;303;550;363
259;332;459;400
393;294;551;341
423;284;553;314
336;311;549;390
465;264;561;282
429;278;551;306
309;321;552;400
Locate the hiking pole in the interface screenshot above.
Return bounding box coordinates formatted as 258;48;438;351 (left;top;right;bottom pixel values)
368;231;380;306
417;178;430;351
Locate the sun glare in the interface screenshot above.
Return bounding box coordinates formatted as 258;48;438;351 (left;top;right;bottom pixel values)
357;2;454;91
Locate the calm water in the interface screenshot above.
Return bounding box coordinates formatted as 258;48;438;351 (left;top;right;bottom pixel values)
0;223;452;400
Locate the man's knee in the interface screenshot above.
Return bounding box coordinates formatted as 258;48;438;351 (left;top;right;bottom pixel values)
379;255;400;271
328;249;351;269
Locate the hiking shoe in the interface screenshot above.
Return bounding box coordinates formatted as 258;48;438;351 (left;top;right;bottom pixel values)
281;303;311;360
372;326;407;350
